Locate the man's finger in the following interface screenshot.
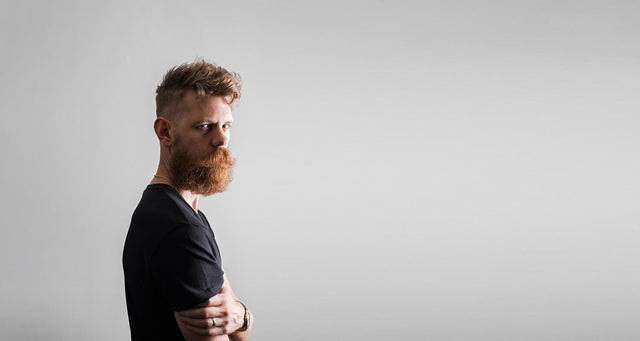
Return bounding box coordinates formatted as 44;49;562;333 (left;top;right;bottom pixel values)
175;314;225;328
207;294;225;305
177;305;220;319
185;323;226;337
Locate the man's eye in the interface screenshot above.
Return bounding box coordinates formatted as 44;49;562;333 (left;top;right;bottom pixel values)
222;123;232;129
197;124;211;130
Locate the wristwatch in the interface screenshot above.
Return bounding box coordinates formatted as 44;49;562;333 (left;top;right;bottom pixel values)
236;300;251;332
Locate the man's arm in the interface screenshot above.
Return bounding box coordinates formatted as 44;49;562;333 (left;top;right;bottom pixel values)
174;274;253;341
221;274;254;341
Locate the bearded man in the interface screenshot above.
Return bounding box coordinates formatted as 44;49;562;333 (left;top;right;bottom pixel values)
123;59;253;341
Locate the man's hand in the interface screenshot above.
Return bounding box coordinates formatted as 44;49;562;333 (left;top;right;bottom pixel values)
174;286;245;337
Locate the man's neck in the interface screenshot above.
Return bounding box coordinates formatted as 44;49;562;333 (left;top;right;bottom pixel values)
179;189;199;212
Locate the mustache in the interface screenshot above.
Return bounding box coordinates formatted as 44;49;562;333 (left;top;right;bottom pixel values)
193;147;235;168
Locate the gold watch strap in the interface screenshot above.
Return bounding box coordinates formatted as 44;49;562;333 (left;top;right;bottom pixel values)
236;300;250;332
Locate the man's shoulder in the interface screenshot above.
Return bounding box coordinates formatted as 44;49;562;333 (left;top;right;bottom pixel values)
132;184;199;226
125;184;210;249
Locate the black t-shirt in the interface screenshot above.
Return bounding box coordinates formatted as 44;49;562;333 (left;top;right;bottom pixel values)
123;184;224;340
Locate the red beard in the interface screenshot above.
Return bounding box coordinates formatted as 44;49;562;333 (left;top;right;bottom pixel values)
168;143;235;196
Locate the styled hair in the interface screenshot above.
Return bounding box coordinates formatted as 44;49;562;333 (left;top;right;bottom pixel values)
155;58;242;118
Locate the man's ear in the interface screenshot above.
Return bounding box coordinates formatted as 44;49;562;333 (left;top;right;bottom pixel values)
153;117;173;147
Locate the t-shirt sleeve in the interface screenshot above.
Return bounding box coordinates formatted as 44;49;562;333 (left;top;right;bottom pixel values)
149;224;224;312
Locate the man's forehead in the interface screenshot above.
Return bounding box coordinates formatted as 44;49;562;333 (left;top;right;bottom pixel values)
183;92;233;121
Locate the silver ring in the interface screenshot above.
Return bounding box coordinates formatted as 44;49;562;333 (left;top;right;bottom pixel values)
210;317;216;327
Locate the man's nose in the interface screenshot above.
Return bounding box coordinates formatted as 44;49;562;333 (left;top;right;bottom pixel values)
211;126;229;148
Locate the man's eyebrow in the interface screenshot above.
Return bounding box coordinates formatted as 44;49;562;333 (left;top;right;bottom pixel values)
194;118;233;124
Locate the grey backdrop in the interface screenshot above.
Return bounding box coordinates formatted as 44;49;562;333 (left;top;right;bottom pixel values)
1;1;639;340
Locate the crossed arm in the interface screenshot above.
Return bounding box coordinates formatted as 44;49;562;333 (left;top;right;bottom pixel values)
174;274;253;341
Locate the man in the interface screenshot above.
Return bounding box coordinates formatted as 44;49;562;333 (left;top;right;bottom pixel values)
123;59;253;340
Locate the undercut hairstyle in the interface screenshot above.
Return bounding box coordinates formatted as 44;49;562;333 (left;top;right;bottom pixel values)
155;58;242;119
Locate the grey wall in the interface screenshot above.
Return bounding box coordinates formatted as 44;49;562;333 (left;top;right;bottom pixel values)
1;1;639;340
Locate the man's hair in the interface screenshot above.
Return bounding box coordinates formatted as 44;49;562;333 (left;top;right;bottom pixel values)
156;58;242;118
